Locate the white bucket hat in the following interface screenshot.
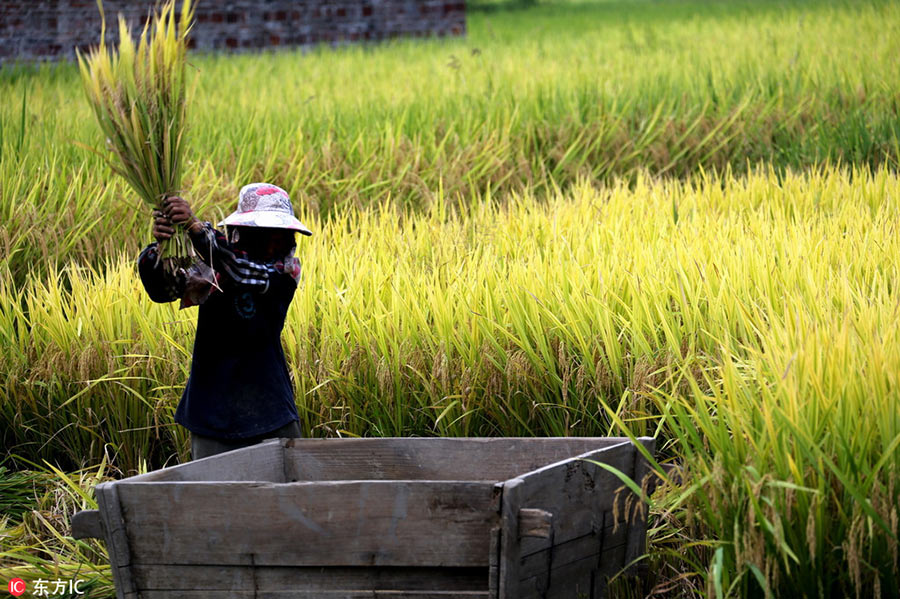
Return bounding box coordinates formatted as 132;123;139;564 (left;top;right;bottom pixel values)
218;183;312;235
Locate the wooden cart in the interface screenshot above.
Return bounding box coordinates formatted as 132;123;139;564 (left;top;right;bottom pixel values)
72;437;655;598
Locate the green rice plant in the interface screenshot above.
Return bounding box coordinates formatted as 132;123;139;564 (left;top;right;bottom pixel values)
0;461;115;599
76;0;194;267
0;257;194;471
2;165;898;596
3;1;900;595
0;465;46;520
1;0;899;284
1;165;898;596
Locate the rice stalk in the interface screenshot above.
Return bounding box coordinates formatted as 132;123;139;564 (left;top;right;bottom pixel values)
1;1;898;283
3;165;898;596
76;0;194;268
0;461;115;599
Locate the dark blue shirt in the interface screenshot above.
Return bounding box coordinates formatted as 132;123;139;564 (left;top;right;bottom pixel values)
138;225;300;439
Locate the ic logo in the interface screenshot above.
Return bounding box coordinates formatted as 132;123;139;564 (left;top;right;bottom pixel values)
8;578;26;597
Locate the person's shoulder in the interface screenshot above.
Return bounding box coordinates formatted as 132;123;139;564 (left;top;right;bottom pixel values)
272;268;299;293
138;242;160;262
278;257;302;284
258;267;298;303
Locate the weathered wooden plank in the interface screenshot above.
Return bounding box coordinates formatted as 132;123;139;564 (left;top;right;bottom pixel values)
284;438;631;482
95;482;137;599
100;437;650;599
71;509;103;539
623;438;656;576
488;520;501;598
521;532;598;583
518;508;553;539
116;480;499;567
593;541;629;599
517;442;635;552
132;565;487;591
497;441;649;599
520;553;597;599
126;439;285;483
517;530;631;595
597;511;630;556
497;478;523;599
590;508;634;599
518;514;628;583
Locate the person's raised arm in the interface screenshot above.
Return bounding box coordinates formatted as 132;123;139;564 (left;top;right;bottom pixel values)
136;209;185;303
163;196;274;293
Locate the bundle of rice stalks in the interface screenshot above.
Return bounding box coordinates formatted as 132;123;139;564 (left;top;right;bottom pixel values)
77;0;194;270
0;465;47;520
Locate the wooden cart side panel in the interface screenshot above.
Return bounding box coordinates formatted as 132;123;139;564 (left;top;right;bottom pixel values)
488;521;502;597
519;511;629;583
624;437;657;571
284;438;631;482
497;477;522;599
521;554;597;599
496;442;641;599
124;439;285;483
518;442;635;547
593;534;628;598
114;480;499;568
131;564;488;593
94;482;137;599
70;509;103;539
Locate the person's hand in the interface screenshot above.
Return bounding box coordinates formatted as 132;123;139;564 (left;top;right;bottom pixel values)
162;196;202;233
152;210;175;243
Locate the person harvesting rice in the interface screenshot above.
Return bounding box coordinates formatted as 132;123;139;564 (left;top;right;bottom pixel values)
78;1;313;458
78;0;196;272
138;184;312;460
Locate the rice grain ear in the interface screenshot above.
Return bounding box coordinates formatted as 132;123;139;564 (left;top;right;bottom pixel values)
95;0;106;51
79;0;194;268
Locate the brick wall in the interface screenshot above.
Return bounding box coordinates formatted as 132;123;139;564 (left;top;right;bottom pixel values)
0;1;466;63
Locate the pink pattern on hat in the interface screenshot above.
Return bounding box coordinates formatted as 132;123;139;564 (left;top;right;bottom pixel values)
218;182;313;236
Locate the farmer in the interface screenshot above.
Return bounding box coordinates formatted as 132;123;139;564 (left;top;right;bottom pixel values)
137;183;312;460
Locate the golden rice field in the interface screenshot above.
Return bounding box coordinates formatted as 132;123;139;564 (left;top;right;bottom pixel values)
3;166;899;596
1;0;899;284
2;1;899;597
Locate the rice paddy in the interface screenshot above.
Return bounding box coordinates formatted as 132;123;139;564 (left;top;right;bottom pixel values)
2;0;899;597
2;0;898;284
